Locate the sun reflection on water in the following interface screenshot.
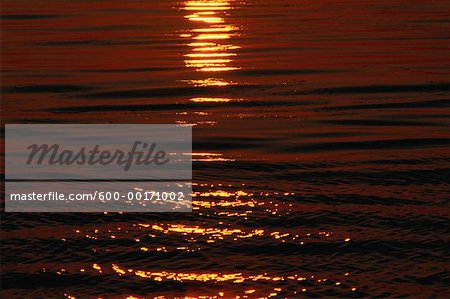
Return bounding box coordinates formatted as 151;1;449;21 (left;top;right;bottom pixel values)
176;0;243;127
181;78;230;86
62;183;356;299
63;262;356;298
187;152;235;161
181;0;241;75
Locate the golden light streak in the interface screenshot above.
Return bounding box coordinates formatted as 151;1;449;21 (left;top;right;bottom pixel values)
191;98;232;103
185;1;230;7
186;59;232;64
199;66;239;72
187;63;227;68
185;52;236;57
181;78;230;86
183;6;231;11
192;25;237;33
187;42;216;47
110;263;314;285
185;14;224;24
188;152;223;156
182;0;240;73
184;1;231;11
190;97;233;102
193;33;230;39
192;45;240;52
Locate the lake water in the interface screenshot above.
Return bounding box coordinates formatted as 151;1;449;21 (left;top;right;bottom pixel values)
1;0;450;298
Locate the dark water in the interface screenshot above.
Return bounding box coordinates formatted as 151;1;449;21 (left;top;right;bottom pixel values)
1;0;450;298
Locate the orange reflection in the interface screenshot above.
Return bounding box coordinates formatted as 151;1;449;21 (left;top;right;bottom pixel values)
181;78;230;86
193;25;237;33
186;152;235;161
185;13;224;24
181;0;241;78
185;53;236;57
183;0;231;11
190;97;233;102
193;33;231;39
197;66;238;72
111;263;305;283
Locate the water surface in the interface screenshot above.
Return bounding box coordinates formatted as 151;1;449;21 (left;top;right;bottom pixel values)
1;0;450;298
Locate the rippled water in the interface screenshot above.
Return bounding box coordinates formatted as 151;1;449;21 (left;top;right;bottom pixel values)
1;0;450;298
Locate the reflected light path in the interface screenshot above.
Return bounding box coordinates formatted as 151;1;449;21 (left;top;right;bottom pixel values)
177;1;243;138
180;78;230;86
185;152;235;161
181;0;241;76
